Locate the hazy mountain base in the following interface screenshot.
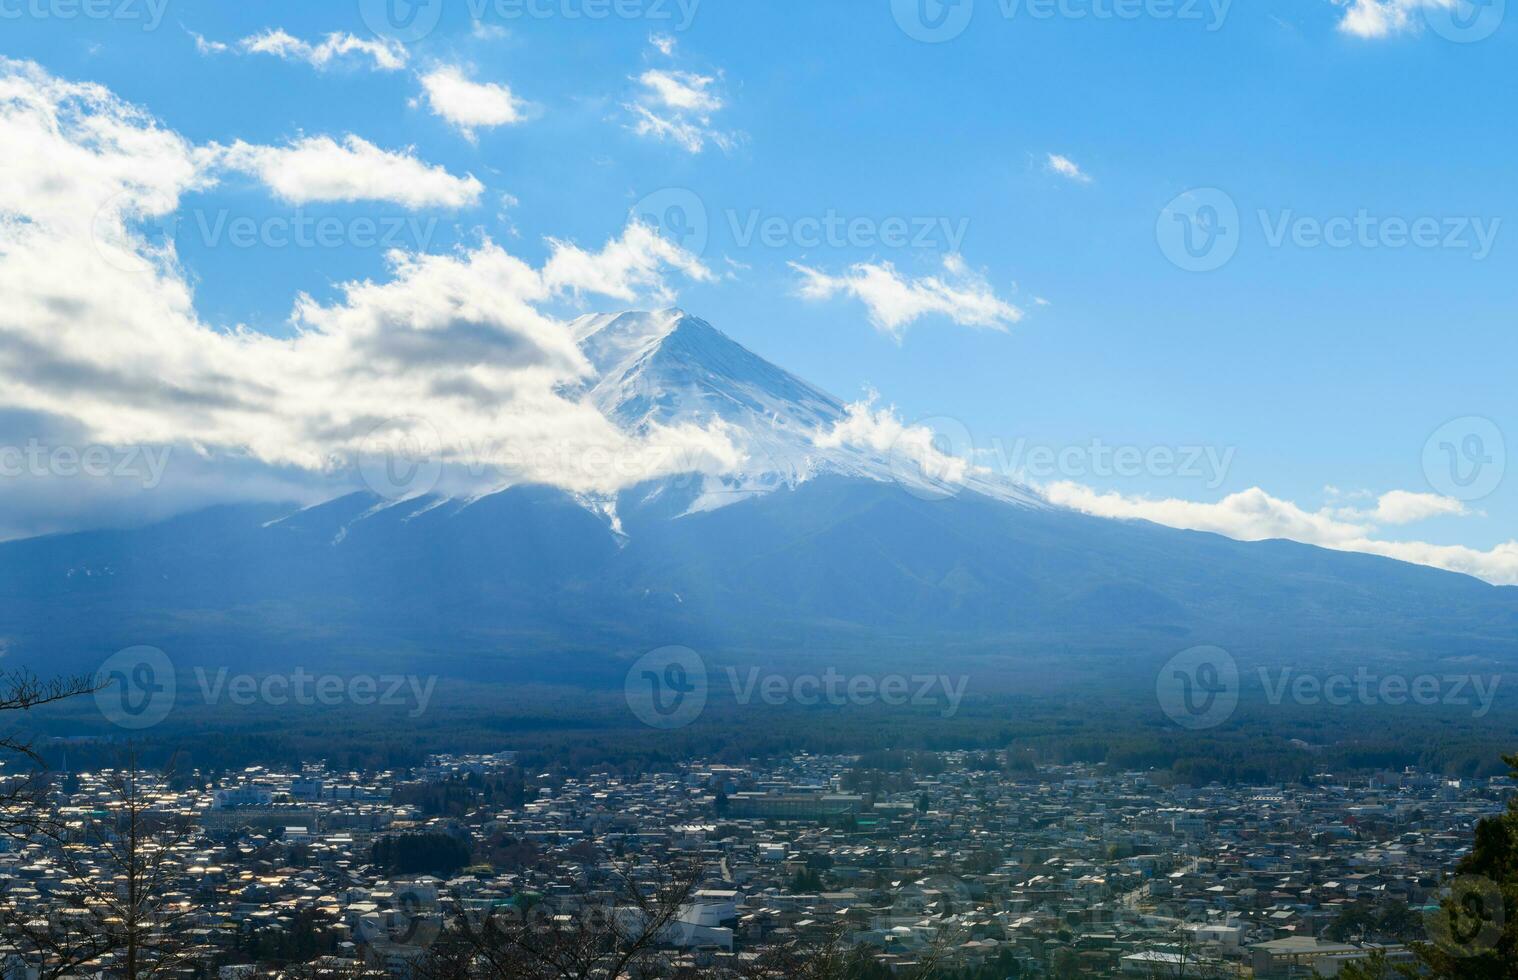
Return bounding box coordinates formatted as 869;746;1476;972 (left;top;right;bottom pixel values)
2;477;1515;684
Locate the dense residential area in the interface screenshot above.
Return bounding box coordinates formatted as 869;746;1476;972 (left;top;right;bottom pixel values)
2;751;1510;978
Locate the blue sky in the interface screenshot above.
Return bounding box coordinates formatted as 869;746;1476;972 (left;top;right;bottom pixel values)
0;0;1514;581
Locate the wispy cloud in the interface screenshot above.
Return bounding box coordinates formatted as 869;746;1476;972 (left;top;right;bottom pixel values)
191;28;408;72
1045;482;1516;584
1046;152;1092;183
545;218;714;303
791;255;1024;338
625;52;737;154
206;135;483;209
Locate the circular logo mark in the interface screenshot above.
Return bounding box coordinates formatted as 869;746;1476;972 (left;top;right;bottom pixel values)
94;646;176;730
388;882;443;950
625;645;707;730
631;187;709;258
892;0;975;42
1425;0;1505;42
358;417;443;500
1156;645;1238;730
91;189;181;276
1426;875;1505;957
1157;188;1240;273
359;0;444;43
887;415;975;501
1423;416;1505;502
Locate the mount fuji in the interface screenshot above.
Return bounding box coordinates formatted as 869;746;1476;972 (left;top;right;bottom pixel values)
1;310;1515;684
566;309;1042;513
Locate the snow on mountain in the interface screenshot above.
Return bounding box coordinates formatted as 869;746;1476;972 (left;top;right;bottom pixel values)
568;309;1044;513
308;307;1041;541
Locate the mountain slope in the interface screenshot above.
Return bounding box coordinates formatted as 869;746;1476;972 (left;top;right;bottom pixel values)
0;310;1513;684
2;478;1515;683
569;309;1042;511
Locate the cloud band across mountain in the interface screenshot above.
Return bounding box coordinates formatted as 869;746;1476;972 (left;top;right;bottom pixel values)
0;58;740;534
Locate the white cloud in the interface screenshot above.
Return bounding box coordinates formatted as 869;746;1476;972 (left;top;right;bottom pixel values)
208;135;484;209
545;218;714;302
194;28;408;71
0;59;734;529
1044;482;1518;585
637;69;723;114
1046;153;1092;183
815;397;974;490
791;254;1024;338
189;31;229;55
625;63;737;154
1370;489;1469;524
418;65;527;139
650;33;678;56
1333;0;1453;37
1045;483;1369;546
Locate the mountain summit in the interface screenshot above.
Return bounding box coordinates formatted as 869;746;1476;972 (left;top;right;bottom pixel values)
569;309;1041;512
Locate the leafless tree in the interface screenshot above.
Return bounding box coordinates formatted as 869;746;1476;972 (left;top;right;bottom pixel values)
0;756;202;980
1139;921;1233;979
424;853;704;980
0;669;96;841
736;919;964;980
259;957;391;980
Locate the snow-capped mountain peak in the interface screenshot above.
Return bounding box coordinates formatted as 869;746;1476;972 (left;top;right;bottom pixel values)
568;309;1043;512
570;309;845;430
